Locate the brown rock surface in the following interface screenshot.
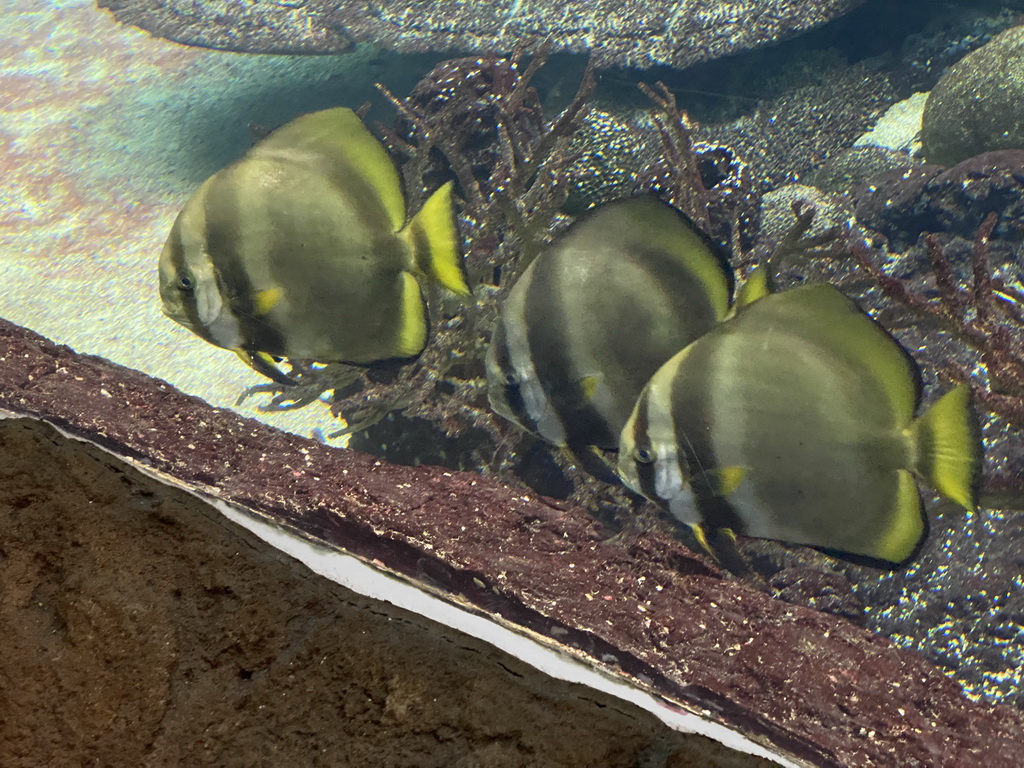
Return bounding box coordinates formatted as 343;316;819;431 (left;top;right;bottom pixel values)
2;316;1024;766
0;417;767;768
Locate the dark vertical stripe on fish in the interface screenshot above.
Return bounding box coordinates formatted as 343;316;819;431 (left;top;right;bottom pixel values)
631;388;660;501
670;349;746;534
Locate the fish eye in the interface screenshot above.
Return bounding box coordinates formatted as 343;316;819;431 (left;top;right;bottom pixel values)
635;446;656;464
177;272;195;292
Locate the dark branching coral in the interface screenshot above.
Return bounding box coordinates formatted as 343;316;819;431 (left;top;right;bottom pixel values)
637;83;760;253
852;213;1024;429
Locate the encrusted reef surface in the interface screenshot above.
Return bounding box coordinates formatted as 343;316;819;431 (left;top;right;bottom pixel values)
97;0;866;69
3;317;1024;766
1;417;773;768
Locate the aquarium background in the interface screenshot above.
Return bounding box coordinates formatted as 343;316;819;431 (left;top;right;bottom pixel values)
4;0;1024;730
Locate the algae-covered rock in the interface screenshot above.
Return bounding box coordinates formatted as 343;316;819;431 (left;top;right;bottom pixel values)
922;25;1024;166
98;0;867;70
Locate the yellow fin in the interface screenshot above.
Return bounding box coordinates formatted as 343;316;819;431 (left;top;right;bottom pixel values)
579;374;602;402
871;469;926;564
402;181;469;296
731;266;770;315
708;465;748;496
908;384;979;511
691;525;751;576
394;271;428;358
257;108;406;232
234;348;296;385
253;287;283;315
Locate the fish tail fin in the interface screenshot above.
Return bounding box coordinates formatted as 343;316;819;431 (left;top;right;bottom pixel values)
908;384;980;511
402;181;469;296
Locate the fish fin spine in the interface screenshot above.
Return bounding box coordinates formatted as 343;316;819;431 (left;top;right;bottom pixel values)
394;272;428;358
403;181;469;296
908;384;980;511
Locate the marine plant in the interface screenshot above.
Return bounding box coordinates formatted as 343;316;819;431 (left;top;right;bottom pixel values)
851;213;1024;430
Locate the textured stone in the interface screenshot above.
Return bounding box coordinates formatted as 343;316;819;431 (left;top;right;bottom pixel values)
922;25;1024;166
97;0;867;70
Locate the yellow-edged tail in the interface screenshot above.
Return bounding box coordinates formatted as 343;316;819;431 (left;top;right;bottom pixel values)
908;384;980;511
403;181;469;296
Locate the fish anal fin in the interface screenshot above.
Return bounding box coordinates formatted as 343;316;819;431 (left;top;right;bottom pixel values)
870;469;926;565
908;384;980;511
394;272;429;358
403;181;469;296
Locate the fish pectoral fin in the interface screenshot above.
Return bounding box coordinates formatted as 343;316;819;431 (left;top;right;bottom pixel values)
706;465;748;496
691;524;752;577
253;287;284;316
563;443;622;486
729;266;771;316
577;374;603;402
234;348;297;386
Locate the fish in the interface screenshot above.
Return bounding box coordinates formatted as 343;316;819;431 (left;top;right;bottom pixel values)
159;107;469;384
618;282;980;567
486;196;734;479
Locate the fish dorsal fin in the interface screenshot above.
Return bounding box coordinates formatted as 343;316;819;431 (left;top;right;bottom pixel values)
747;284;920;421
731;266;770;315
256;108;406;232
908;384;980;511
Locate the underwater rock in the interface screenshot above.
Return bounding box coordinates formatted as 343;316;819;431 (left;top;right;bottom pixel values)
98;0;868;69
853;150;1024;251
704;62;896;188
853;92;927;156
921;25;1024;166
4;317;1024;765
757;183;855;258
803;146;917;196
